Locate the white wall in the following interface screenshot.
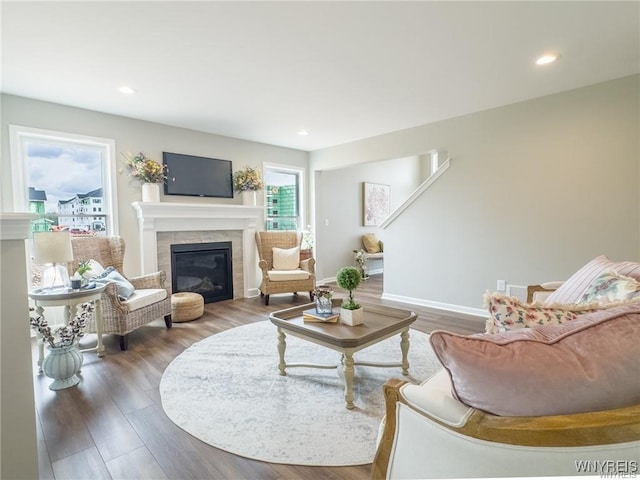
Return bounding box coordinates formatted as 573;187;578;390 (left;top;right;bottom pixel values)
1;94;309;276
3;76;638;312
314;155;422;280
0;215;39;479
311;75;640;310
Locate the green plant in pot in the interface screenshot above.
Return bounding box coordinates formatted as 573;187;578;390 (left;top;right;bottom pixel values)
336;266;363;326
76;260;92;277
70;260;93;289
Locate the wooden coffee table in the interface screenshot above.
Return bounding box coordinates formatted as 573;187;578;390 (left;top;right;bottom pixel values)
269;301;417;409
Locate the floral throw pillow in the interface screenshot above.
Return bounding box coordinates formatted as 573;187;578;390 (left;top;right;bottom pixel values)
578;269;640;304
484;292;597;334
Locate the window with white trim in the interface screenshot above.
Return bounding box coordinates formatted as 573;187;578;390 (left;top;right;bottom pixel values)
9;126;118;238
264;164;305;231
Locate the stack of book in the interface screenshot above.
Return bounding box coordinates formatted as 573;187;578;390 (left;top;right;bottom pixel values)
302;309;339;323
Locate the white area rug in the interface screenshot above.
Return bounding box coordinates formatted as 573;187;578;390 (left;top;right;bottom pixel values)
160;321;442;466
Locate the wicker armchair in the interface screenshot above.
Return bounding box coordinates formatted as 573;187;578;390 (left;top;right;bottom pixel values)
67;236;172;350
255;231;316;305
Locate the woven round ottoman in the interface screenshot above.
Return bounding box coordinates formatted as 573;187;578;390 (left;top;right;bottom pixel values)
171;292;204;323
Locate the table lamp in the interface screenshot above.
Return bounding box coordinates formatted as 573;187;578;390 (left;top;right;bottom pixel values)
33;231;74;291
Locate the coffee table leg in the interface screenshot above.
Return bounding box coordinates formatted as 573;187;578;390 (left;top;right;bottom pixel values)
343;351;355;409
400;329;410;375
277;329;287;376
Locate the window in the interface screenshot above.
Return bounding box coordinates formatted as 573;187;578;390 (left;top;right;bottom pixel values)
9;126;118;238
264;164;305;231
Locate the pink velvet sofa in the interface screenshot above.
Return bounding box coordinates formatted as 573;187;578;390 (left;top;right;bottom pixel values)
372;255;640;479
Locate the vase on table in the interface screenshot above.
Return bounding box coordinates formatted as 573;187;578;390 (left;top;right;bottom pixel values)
42;343;83;391
314;285;333;315
241;190;257;206
141;183;161;202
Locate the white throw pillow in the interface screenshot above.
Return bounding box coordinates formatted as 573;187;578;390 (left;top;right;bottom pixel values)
272;246;300;270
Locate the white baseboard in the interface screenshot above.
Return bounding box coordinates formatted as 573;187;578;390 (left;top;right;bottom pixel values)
246;287;261;298
381;293;487;318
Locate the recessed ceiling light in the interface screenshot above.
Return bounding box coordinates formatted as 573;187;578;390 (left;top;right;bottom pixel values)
535;54;558;66
297;130;309;136
118;86;136;94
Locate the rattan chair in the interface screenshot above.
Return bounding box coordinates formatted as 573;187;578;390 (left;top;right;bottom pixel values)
67;236;172;350
255;231;316;305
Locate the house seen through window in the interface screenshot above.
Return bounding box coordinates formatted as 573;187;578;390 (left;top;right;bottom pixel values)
27;142;108;237
10;126;117;240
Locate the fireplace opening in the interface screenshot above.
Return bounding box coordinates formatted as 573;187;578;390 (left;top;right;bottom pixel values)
170;242;233;303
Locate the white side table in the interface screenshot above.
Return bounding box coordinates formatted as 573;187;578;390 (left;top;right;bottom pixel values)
29;283;107;373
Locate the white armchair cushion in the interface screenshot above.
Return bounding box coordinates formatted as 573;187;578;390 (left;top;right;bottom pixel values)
272;246;300;270
122;288;167;311
400;369;473;428
267;269;310;282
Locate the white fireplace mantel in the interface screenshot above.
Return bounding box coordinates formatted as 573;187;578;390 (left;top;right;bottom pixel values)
131;202;263;297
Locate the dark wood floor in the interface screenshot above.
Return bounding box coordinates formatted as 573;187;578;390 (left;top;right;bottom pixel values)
32;275;485;480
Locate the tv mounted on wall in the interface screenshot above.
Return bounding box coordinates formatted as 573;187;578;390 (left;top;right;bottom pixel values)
163;152;233;198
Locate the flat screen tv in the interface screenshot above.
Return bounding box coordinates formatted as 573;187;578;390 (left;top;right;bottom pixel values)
163;152;233;198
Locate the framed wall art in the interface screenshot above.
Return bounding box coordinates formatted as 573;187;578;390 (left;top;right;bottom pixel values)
362;182;390;226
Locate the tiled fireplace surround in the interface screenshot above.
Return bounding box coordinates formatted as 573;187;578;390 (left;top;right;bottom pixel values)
131;202;263;299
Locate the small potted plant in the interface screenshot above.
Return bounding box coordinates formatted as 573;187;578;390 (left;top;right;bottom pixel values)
71;260;93;288
336;266;363;326
76;260;92;277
